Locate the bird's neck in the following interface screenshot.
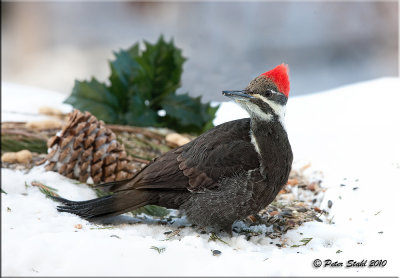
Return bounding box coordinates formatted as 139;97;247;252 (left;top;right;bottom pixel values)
250;118;292;185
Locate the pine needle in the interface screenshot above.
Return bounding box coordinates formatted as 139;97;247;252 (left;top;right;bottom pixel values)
89;225;115;230
291;237;313;248
31;181;59;197
94;188;111;198
208;232;229;245
162;229;180;241
150;246;165;254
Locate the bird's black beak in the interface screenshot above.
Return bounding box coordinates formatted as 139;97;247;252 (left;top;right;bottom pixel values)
222;90;254;100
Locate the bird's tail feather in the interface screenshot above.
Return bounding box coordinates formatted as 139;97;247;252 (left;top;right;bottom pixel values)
55;190;152;219
95;164;151;193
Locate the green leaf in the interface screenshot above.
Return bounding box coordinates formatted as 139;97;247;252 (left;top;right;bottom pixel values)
1;188;7;194
124;94;159;126
161;94;204;127
160;93;216;134
64;79;119;123
64;35;218;134
132;36;186;104
202;104;219;133
109;44;141;99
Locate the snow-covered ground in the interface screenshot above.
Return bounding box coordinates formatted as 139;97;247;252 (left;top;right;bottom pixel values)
2;83;72;122
2;78;400;276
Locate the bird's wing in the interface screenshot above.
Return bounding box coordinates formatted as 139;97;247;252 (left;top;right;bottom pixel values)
106;118;259;193
175;118;259;191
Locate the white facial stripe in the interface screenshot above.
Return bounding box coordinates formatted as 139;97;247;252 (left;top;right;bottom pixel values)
245;102;274;122
253;94;286;129
234;99;273;122
250;131;261;154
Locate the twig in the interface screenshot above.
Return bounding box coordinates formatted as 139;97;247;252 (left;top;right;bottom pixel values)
106;124;165;141
31;181;60;197
2;111;40;116
1;128;48;141
129;156;151;164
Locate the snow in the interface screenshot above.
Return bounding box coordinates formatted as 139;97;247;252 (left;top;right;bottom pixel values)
1;82;72;122
2;78;400;276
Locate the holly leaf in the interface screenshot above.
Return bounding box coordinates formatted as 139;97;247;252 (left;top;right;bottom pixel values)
64;36;218;134
109;44;141;102
202;104;220;132
64;79;120;123
124;94;158;127
160;93;216;134
138;36;186;102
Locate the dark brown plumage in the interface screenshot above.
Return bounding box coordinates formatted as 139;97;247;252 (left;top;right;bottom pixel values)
56;65;293;232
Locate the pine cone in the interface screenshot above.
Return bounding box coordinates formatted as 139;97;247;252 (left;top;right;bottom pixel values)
44;109;135;184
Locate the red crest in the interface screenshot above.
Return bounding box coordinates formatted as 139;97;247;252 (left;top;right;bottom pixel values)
260;64;290;97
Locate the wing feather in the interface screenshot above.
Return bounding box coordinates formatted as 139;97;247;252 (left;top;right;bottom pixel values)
107;118;259;193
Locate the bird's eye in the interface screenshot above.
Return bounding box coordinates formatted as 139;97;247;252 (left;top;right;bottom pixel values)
265;90;273;97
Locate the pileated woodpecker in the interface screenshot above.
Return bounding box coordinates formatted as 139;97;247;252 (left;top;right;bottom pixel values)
56;64;293;232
